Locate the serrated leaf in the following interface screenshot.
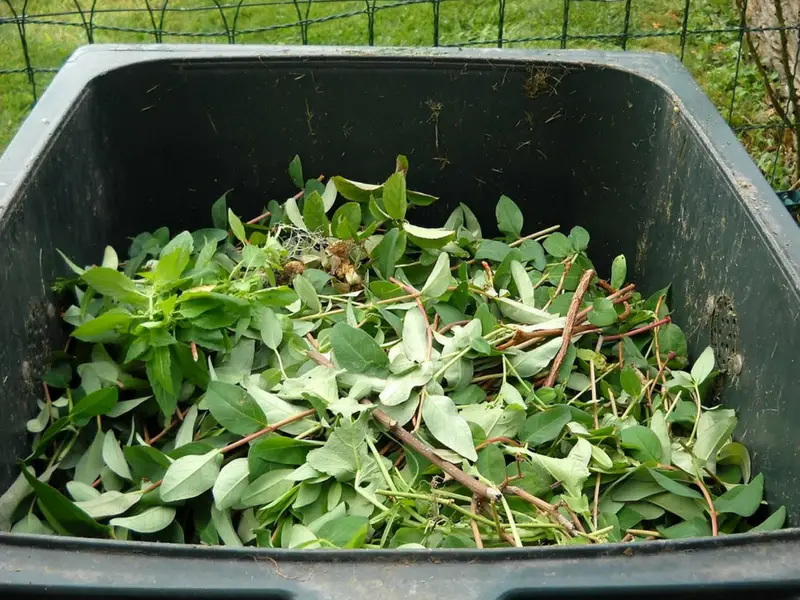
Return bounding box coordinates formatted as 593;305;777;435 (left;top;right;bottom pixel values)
111;506;176;533
81;267;148;308
160;450;222;503
422;395;477;462
72;308;133;342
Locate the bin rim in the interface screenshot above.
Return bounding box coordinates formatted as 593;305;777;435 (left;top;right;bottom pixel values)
0;46;799;593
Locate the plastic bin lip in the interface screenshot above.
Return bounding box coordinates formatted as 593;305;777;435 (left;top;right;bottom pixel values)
2;44;799;290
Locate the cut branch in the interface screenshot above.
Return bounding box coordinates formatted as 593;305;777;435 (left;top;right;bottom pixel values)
543;269;595;387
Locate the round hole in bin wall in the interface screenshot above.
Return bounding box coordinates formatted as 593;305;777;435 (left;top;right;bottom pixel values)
709;295;741;378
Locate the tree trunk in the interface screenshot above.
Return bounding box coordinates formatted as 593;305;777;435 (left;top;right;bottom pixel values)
744;0;800;115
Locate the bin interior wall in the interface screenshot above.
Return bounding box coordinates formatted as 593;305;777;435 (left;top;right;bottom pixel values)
1;56;798;523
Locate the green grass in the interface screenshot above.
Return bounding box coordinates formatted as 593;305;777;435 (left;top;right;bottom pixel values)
0;0;791;187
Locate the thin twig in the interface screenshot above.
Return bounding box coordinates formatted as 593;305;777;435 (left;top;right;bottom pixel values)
508;224;561;248
590;359;599;430
368;402;501;502
220;408;317;454
470;495;484;548
696;477;719;537
150;407;190;445
542;258;572;311
603;316;672;342
504;485;575;535
543;269;595;388
438;319;470;334
475;436;522;451
649;351;677;399
592;473;601;531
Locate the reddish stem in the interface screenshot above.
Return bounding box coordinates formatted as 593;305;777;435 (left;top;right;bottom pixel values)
543;269;595;388
696;477;719;536
603;316;672;342
219;408;317;454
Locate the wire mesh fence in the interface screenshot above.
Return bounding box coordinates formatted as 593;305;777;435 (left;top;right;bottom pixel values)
2;0;800;189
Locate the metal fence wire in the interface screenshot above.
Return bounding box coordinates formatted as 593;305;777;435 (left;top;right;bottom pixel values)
2;0;800;189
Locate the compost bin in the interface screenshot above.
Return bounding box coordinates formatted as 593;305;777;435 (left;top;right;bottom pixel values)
0;46;799;598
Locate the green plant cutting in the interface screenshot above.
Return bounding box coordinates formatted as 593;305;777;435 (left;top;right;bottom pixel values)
0;155;784;549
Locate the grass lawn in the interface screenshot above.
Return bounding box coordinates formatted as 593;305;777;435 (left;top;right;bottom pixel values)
0;0;791;186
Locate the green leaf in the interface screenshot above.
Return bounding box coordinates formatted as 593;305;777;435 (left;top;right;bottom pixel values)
648;469;702;499
510;261;534;306
211;194;228;229
332;203;361;239
518;239;546;270
543;232;572;258
102;431;132;480
74;429;105;485
495;195;523;237
256;306;283;350
294;274;321;314
21;468;109;538
650;410;672;466
520;405;571;446
612;480;664;502
254;286;299;307
382;172;407;221
402;310;429;364
373;228;404;280
72;308;133;341
714;473;764;517
477;445;506;485
71;387;119;426
332;176;381;202
283;196;305;229
228;209;247;244
620;365;642;398
81;267;147;308
510;336;562;377
288;155;304;188
124;445;171;483
648;492;706;521
658;517;711;539
213;457;250;511
750;506;787;533
204;381;267;436
303;191;329;233
175;404;198;449
421;252;451;299
331;322;389;376
475;240;512;262
111;506;176;533
610;255;627;289
422;395;477;462
57;248;85;276
569;226;590;252
690;346;715;384
587;298;617;327
718;442;751;484
402;223;456;249
658;324;688;361
75;491;140;519
496;297;554;325
239;469;295;508
532;438;591;498
316;515;369;548
694;409;737;466
155;242;192;287
147;346;179;417
160;449;222;503
621;425;662;463
475;304;498;335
